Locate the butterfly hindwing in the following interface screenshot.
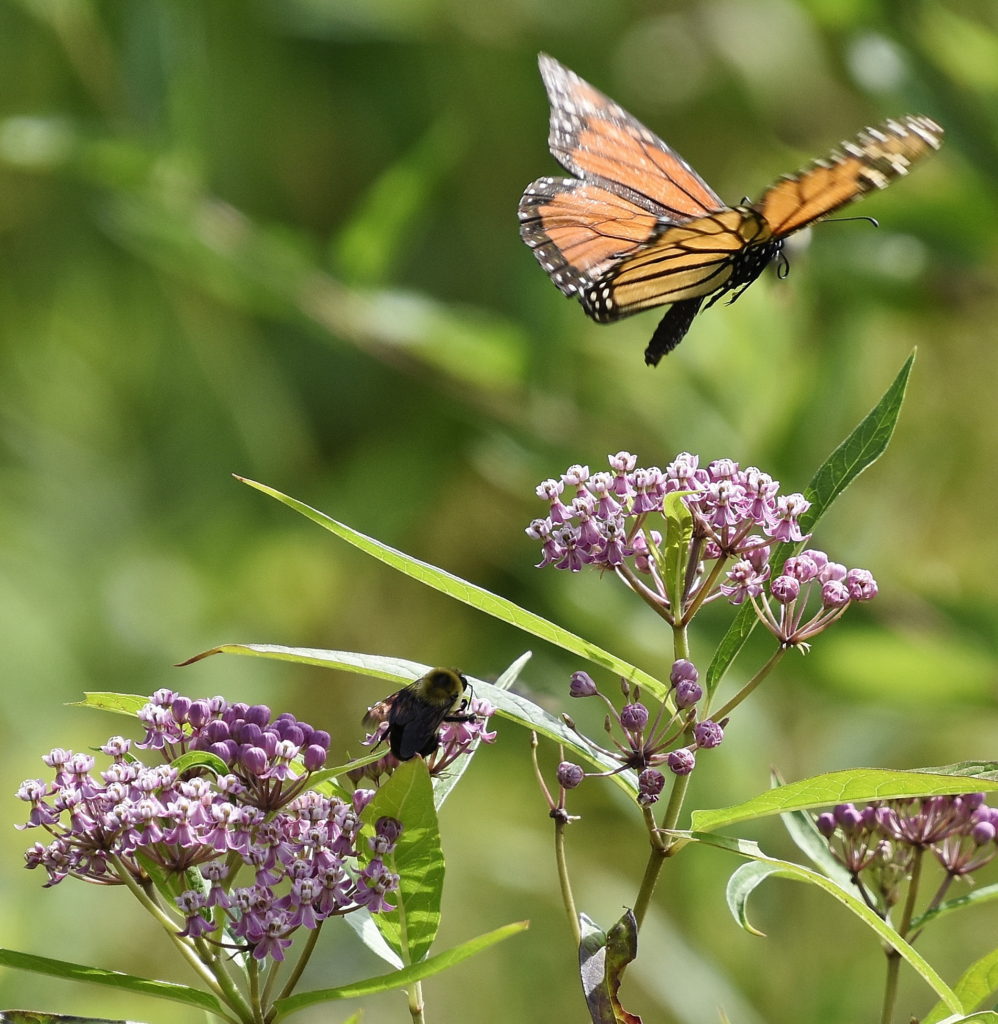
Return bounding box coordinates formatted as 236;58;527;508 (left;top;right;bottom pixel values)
519;176;669;298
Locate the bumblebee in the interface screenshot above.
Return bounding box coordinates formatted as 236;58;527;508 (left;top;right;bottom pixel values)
364;667;476;761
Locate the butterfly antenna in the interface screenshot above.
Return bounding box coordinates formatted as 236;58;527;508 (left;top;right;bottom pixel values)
822;214;880;228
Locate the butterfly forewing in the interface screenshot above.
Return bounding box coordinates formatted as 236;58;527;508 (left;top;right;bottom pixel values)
756;115;944;236
536;54;724;220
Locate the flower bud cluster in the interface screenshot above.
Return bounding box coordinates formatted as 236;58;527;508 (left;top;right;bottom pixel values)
817;795;998;887
559;661;724;805
137;689;330;810
527;453;876;643
18;693;400;964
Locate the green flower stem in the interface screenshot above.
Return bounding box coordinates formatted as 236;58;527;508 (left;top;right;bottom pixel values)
530;734;581;947
273;918;323;1007
710;647;786;721
555;810;582;948
881;847;926;1024
634;802;667;933
408;980;426;1024
615;563;673;624
110;856;249;1024
247;958;265;1024
678;555;729;626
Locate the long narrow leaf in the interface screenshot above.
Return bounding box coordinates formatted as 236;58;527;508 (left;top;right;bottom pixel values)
922;943;998;1024
692;767;998;833
235;477;667;699
673;832;962;1014
0;948;222;1014
273;921;528;1014
183;645;639;797
707;351;915;690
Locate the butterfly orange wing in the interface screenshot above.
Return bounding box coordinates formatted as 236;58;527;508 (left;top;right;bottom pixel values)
755;115;943;236
518;55;725;301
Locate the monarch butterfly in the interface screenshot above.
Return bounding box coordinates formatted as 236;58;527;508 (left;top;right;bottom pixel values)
518;54;943;366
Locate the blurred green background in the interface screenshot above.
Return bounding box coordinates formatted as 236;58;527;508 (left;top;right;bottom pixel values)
1;1;996;1022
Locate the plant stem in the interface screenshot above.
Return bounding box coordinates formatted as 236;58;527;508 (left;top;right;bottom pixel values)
555;812;581;946
110;856;249;1023
408;980;426;1023
632;805;668;930
273;919;323;1006
881;847;925;1024
710;647;786;721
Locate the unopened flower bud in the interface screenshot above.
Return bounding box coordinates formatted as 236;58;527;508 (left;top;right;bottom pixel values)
674;680;702;709
637;769;665;805
821;580;850;608
667;749;696;776
620;703;649;731
693;720;724;749
557;761;585;789
816;811;836;838
670;659;699;686
771;575;800;604
972;820;996;846
569;671;598;698
845;569;878;601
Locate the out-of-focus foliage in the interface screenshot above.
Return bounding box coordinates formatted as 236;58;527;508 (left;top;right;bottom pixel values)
1;1;996;1022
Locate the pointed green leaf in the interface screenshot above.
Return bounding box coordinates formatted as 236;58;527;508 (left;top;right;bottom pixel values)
673;832;962;1014
921;935;998;1024
692;767;998;832
234;477;667;699
913;882;998;932
707;351;915;690
273;921;528;1013
661;491;693;615
0;948;221;1014
578;912;642;1024
183;646;640;798
73;692;148;718
360;759;444;965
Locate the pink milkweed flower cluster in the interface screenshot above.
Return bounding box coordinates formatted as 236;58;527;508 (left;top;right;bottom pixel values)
526;452;877;643
18;692;400;964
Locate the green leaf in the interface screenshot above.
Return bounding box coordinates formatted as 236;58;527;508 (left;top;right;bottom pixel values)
913;882;998;931
707;351;915;690
921;941;998;1023
692;767;998;832
774;770;854;886
674;833;962;1014
360;759;444;965
169;750;229;776
0;948;221;1014
273;921;528;1014
661;491;693;616
726;861;780;936
72;692;148;718
183;646;639;798
234;477;668;700
0;1014;143;1023
578;911;642;1024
